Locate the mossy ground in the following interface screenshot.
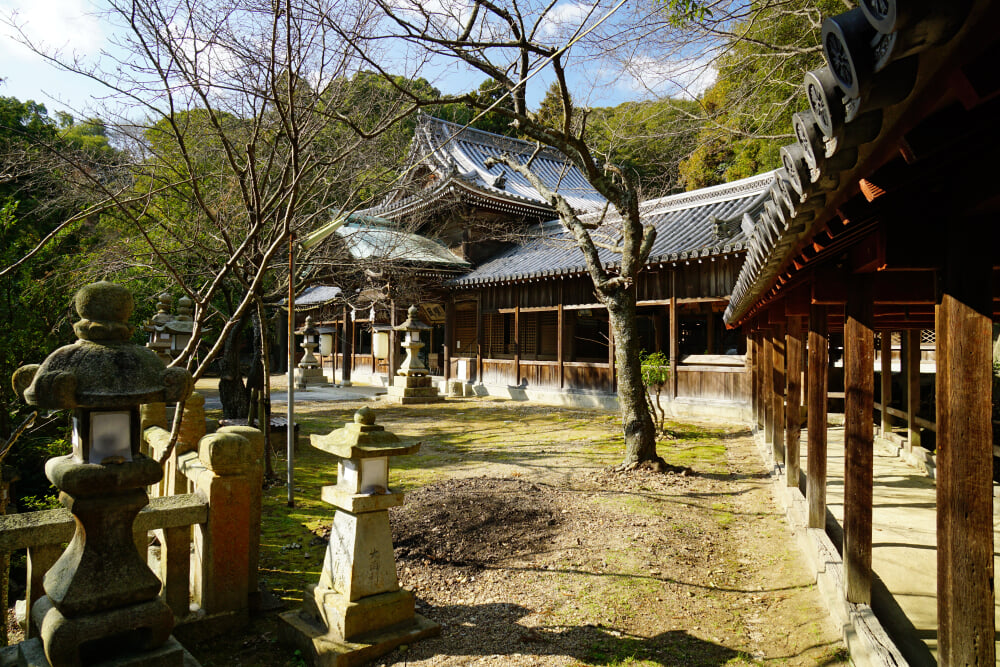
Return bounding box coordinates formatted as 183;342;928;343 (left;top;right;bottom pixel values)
186;389;845;666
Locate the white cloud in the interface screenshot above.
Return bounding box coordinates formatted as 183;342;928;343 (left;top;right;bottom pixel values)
617;55;717;100
394;0;477;37
0;0;104;62
539;2;594;37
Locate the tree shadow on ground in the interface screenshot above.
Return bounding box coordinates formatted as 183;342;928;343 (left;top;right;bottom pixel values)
400;600;744;666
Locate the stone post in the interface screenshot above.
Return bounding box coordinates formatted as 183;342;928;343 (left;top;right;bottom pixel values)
178;429;259;629
217;424;265;609
145;393;208;498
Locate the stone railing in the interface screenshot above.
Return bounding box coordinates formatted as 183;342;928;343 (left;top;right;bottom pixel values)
0;494;207;639
0;393;263;643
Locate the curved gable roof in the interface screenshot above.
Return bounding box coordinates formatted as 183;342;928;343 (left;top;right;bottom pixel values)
364;115;607;220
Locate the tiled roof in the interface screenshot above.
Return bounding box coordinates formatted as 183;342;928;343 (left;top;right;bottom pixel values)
335;223;468;267
293;285;341;308
723;2;989;326
450;171;775;285
362;115;607;220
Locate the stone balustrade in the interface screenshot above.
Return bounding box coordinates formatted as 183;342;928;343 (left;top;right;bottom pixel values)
0;404;263;648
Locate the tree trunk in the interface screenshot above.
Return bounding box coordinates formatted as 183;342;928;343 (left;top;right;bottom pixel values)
256;299;275;480
607;290;658;465
218;312;250;419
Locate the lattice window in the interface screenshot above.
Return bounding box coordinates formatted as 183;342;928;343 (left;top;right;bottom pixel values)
485;313;505;356
454;308;476;354
519;314;537;356
920;329;935;345
538;312;558;356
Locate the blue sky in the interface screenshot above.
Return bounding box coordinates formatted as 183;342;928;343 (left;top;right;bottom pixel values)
0;0;716;118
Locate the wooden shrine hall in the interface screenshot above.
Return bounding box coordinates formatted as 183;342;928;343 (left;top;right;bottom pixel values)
297;116;777;414
723;1;1000;664
445;173;775;414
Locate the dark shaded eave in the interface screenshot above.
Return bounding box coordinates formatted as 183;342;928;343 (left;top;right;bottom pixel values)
723;1;1000;327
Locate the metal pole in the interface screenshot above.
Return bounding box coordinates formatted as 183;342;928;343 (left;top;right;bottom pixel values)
286;234;295;507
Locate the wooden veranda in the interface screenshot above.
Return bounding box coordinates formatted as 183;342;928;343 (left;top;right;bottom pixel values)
725;1;1000;662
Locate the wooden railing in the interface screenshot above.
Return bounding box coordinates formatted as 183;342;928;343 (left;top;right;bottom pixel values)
675;355;750;405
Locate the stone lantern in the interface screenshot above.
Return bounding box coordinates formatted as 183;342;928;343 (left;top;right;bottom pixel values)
144;292;174;363
295;315;328;389
386;305;443;404
281;407;437;665
11;281;194;667
163;295;195;358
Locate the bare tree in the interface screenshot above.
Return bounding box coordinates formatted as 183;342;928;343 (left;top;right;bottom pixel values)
5;0;422;420
339;0;674;466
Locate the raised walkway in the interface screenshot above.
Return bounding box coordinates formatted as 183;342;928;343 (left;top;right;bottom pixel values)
767;423;1000;665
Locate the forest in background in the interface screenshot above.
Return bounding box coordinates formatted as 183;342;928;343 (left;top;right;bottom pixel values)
0;0;842;501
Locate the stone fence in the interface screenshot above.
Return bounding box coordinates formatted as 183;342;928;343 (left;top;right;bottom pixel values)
0;392;263;644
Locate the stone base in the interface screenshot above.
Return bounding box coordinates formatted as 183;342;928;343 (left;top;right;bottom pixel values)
385;375;442;405
12;635;193;667
295;366;329;388
305;588;415;640
32;595;175;667
280;607;438;667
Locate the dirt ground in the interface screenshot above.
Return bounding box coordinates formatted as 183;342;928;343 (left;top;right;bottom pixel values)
183;396;846;666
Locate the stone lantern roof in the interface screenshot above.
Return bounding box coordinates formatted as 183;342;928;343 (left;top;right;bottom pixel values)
13;281;193;410
394;305;431;332
311;407;420;459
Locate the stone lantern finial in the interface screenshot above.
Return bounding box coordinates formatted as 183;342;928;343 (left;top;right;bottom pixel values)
74;281;136;342
175;295;193;321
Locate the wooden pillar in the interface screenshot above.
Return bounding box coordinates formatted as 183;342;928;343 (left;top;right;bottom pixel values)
332;322;339;376
750;331;760;429
935;226;994;666
341;305;353;386
771;322;786;466
807;305;829;530
514;293;521;386
785;315;803;488
762;329;774;447
801;321;809;409
557;302;565;389
706;311;715;354
880;331;892;435
905;329;922;451
669;271;678;400
843;277;874;605
608;319;616;390
475;298;483;384
443;301;453;382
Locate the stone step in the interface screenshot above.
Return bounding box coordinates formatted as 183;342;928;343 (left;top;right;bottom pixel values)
391;376;432;389
387;386;440;398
